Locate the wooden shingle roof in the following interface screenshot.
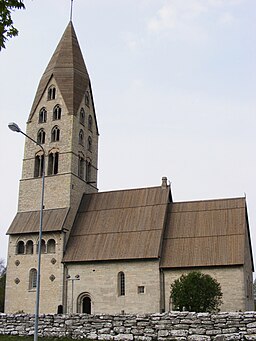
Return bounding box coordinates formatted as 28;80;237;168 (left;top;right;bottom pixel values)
28;21;95;122
63;186;170;262
7;208;69;235
160;198;250;268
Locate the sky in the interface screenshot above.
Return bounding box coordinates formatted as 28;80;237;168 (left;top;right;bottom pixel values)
0;0;255;266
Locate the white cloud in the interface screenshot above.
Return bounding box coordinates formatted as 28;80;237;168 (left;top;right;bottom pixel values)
123;32;142;52
148;1;207;32
219;12;235;25
147;0;241;40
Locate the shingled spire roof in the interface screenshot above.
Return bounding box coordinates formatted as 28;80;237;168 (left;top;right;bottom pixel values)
29;21;90;120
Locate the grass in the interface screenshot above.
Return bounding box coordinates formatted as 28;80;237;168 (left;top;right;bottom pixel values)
0;336;92;341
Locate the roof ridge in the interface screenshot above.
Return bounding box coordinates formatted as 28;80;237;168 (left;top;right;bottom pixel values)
173;196;245;204
83;185;168;196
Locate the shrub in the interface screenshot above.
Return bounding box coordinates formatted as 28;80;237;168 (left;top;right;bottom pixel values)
170;271;223;312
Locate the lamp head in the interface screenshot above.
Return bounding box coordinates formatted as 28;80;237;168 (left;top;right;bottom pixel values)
8;122;21;133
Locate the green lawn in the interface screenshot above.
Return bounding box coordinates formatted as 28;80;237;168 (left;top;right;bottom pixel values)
0;336;91;341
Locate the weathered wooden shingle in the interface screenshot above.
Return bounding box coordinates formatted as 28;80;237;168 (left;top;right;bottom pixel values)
7;208;69;234
160;198;249;268
63;186;170;262
28;21;98;133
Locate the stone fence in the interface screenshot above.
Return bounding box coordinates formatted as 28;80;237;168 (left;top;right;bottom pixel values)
1;311;256;340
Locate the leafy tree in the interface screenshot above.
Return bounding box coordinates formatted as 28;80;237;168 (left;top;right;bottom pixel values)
170;271;223;313
0;0;26;50
0;259;6;312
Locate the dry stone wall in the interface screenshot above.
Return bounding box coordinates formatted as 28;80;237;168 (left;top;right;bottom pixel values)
1;312;256;340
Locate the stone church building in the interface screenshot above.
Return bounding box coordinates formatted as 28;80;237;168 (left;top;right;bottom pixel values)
5;22;254;314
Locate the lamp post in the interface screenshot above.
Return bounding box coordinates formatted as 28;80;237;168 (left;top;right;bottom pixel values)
66;274;80;313
8;122;45;341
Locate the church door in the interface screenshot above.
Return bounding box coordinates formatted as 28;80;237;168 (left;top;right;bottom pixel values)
82;296;91;314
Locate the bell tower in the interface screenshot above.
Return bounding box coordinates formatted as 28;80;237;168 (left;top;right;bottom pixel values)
19;22;99;216
5;22;99;314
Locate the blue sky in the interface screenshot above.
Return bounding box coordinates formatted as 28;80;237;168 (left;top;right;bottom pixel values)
0;0;255;265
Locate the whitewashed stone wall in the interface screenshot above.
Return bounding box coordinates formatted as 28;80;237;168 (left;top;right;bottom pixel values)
1;311;256;340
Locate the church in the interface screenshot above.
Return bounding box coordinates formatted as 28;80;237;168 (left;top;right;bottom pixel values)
5;21;254;315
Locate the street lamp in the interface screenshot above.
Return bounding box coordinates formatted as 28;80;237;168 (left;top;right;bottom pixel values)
8;122;45;341
66;274;80;313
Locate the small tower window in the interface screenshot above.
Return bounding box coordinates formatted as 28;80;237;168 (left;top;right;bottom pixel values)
39;107;47;123
80;108;85;125
47;239;56;253
118;272;125;296
17;241;25;254
88;115;93;131
29;268;37;289
37;129;45;144
87;136;92;152
34;154;44;177
36;239;46;254
53;105;61;120
79;129;84;145
78;154;85;180
48;152;59;175
48;86;56;100
85;91;90;107
51;126;60;142
86;160;92;183
26;240;34;255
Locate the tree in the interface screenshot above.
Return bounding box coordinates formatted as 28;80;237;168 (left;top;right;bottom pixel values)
0;259;6;312
170;271;223;313
0;0;26;50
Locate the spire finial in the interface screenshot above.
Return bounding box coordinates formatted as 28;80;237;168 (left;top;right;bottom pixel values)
70;0;74;21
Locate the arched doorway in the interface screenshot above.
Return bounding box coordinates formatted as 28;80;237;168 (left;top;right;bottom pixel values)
82;296;91;314
77;292;92;314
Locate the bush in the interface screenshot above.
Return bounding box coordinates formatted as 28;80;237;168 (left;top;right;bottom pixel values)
170;271;223;312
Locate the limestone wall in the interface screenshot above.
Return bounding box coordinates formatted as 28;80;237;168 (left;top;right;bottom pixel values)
163;266;251;312
66;260;161;314
1;311;256;340
5;232;64;314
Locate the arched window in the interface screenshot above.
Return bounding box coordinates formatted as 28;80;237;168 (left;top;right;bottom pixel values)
80;108;85;125
48;152;59;175
36;239;46;254
78;154;85;180
79;129;84;145
51;126;60;142
53;105;61;120
87;136;92;152
26;240;34;254
86;160;91;183
85;91;90;107
17;241;25;254
29;268;37;289
39;107;47;123
47;239;56;253
48;86;56;100
88;115;93;131
37;129;45;144
34;153;44;177
118;272;125;296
